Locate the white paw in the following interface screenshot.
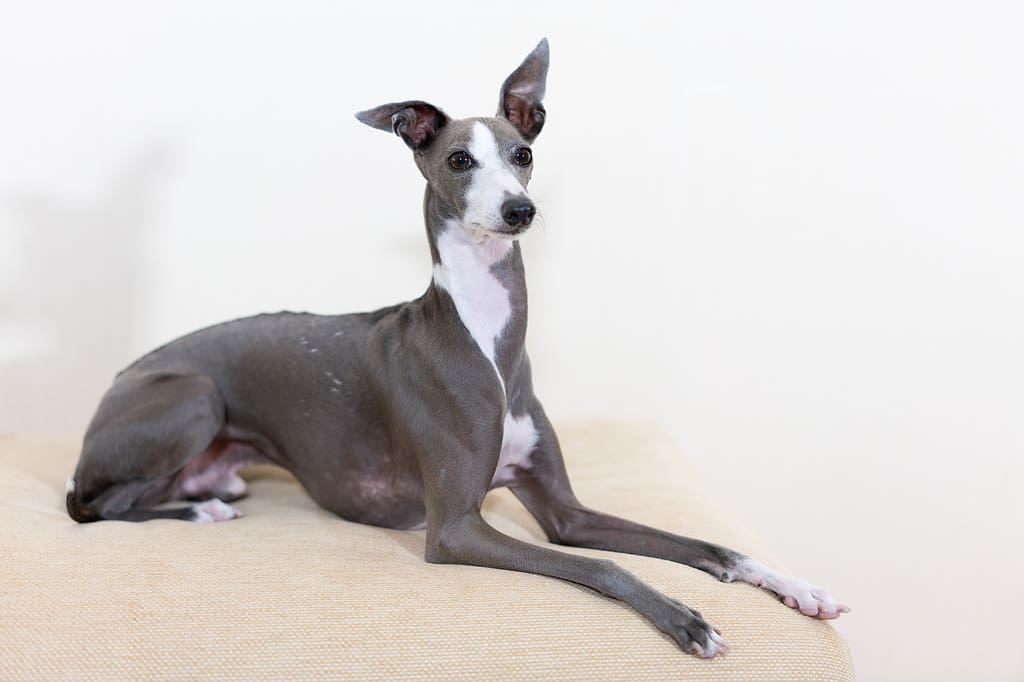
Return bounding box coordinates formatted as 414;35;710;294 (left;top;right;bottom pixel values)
771;577;848;619
692;627;730;658
735;558;849;619
191;498;243;523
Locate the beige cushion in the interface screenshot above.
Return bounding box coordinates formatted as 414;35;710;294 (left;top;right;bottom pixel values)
0;422;852;680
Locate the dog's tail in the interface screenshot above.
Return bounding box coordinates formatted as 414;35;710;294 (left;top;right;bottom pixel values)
65;477;100;523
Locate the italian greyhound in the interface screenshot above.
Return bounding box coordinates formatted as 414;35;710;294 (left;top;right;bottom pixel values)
66;39;848;657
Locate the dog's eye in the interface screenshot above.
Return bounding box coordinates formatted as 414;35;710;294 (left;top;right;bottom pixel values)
448;152;473;171
513;148;533;166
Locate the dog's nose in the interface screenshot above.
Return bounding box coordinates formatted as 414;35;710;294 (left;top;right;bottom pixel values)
502;200;536;228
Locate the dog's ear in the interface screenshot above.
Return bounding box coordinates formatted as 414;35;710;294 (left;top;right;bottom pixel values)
498;38;549;142
355;101;450;150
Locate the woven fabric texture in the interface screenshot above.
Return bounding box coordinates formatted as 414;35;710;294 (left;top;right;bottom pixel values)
1;422;852;680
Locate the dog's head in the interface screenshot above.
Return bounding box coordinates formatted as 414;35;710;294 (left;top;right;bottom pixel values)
356;39;548;241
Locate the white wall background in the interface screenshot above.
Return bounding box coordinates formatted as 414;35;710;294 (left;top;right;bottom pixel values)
2;1;1022;679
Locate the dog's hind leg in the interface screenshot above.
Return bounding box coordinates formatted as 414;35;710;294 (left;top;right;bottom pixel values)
67;371;240;523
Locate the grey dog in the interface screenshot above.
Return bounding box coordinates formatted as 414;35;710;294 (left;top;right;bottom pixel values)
67;39;847;657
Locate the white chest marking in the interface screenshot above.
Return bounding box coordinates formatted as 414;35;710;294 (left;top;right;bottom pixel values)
491;412;539;487
433;220;513;394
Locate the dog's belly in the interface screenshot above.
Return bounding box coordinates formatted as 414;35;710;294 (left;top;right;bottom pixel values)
216;416;428;530
287;448;427;530
204;415;428;530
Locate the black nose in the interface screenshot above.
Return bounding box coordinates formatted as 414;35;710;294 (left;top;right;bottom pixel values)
502;200;536;228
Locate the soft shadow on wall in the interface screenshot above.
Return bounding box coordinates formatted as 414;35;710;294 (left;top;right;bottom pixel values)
0;142;174;434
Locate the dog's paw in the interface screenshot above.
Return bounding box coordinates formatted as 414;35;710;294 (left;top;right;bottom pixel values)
691;626;730;658
735;558;849;619
657;598;730;657
190;498;243;523
777;580;848;619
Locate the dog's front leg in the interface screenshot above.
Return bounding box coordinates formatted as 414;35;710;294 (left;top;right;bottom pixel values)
509;407;849;620
426;510;729;657
414;425;729;657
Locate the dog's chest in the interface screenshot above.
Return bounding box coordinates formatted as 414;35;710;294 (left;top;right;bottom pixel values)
431;222;539;484
491;411;539;487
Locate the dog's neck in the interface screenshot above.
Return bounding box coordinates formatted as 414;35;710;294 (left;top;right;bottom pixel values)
423;186;528;398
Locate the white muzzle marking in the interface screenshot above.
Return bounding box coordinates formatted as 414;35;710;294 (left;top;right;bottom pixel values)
462;121;528;235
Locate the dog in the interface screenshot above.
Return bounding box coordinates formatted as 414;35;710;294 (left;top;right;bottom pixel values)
66;39;847;657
